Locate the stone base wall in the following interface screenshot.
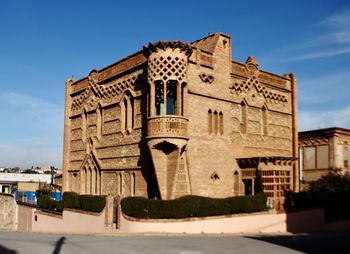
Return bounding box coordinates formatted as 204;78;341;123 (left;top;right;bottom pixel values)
120;209;350;234
0;194;16;230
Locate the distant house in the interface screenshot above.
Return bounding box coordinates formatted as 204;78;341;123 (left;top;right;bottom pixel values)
299;127;350;187
0;173;51;196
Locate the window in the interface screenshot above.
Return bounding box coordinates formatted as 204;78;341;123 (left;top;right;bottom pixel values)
96;106;102;140
155;81;164;115
213;111;218;134
166;80;177;115
261;106;267;135
304;147;316;169
317;145;329;169
121;93;134;134
219;112;224;135
81;111;87;142
208;110;212;134
208;110;223;135
240;101;247;134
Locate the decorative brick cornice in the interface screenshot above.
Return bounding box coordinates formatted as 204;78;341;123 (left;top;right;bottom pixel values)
230;76;288;104
143;40;193;57
70;72;141;115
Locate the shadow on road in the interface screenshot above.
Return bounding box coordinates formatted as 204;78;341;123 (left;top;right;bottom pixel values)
0;244;17;254
246;232;350;254
52;236;66;254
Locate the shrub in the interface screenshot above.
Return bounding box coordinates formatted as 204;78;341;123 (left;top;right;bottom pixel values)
38;195;63;212
62;192;106;213
121;194;267;219
289;172;350;221
37;191;106;213
309;172;350;194
78;195;106;213
62;192;80;209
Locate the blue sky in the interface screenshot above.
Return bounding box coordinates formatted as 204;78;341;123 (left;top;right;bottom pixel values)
0;0;349;168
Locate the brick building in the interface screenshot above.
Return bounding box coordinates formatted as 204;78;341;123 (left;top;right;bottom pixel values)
62;33;298;208
299;127;350;187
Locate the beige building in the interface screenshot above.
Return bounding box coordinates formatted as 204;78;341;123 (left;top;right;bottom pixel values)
62;33;298;208
299;127;350;186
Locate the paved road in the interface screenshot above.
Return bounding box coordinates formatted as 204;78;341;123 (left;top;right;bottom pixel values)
0;231;349;254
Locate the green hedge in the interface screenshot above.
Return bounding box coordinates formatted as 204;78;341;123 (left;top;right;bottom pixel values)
78;195;106;213
62;192;80;209
121;194;267;219
37;191;106;213
62;192;106;213
38;195;63;213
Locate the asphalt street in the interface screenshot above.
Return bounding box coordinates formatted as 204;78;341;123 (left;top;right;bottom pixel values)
0;231;349;254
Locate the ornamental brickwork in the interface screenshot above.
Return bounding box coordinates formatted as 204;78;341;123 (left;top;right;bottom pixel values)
62;33;298;209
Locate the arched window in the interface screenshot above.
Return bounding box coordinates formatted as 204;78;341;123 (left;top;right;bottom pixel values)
121;93;134;134
213;111;218;134
261;106;267;135
94;168;98;194
240;101;247;134
96;106;102;140
124;97;128;132
219;112;224;135
166;80;177;115
155;81;164;115
81;111;87;142
208;110;212;134
181;83;186;116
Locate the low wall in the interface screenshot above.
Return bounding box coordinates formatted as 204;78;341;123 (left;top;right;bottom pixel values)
121;209;344;234
14;202;350;234
31;208;118;234
121;211;288;234
17;204;35;231
0;193;16;230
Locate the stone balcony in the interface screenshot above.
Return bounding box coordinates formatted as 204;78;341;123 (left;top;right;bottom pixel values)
147;116;188;139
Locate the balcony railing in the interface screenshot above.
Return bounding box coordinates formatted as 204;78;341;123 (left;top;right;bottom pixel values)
147;116;188;138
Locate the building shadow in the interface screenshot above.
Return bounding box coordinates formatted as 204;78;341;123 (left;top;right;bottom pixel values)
246;232;350;254
0;245;17;254
52;236;66;254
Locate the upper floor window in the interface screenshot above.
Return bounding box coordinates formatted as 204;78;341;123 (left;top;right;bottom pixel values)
96;106;102;140
166;80;177;115
208;109;223;135
213;111;218;134
208;110;212;134
303;145;329;170
121;93;134;134
261;106;267;135
155;81;165;115
240;101;247;134
81;110;87;142
304;146;316;169
219;112;224;135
